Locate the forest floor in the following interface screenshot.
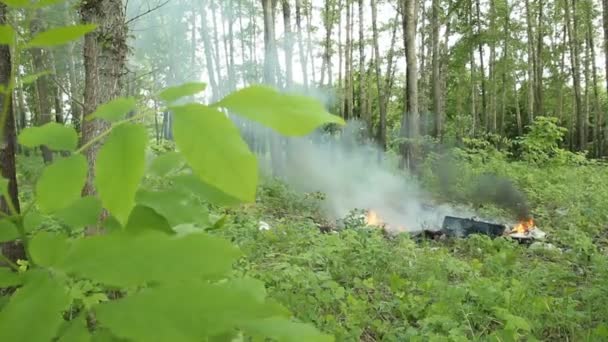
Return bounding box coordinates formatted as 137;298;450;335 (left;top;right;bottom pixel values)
212;148;608;341
14;142;608;341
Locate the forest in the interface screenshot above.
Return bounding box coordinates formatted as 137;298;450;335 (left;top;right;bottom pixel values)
1;0;608;340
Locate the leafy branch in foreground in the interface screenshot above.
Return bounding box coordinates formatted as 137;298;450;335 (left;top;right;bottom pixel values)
1;78;342;340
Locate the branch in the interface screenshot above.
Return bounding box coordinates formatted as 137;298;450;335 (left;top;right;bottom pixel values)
126;0;171;25
50;76;85;110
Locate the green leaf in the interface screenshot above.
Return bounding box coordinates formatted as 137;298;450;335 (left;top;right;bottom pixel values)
0;0;30;8
0;271;70;342
135;189;209;227
23;211;44;233
59;231;240;287
0;219;18;242
148;151;185;177
0;268;22;287
95;280;286;341
0;25;15;45
18;122;78;151
36;155;88;213
241;317;334;342
54;197;102;230
172;104;257;202
21;70;52;85
95;123;147;225
0;177;7;194
159;82;207;103
124;205;174;235
88;97;136;123
29;232;69;267
28;24;97;48
214;85;345;136
173;174;242;206
33;0;64;8
56;316;91;342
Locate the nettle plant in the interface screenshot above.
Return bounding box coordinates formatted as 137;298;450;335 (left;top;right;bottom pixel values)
0;3;343;340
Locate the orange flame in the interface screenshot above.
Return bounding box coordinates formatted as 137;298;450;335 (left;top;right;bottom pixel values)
512;218;535;234
365;210;383;226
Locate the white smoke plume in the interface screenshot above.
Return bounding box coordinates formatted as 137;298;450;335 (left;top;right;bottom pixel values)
233;113;474;232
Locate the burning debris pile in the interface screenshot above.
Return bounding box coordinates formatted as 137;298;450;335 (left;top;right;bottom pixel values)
363;210;547;242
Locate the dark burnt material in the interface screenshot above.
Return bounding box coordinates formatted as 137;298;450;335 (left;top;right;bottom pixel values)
441;216;506;238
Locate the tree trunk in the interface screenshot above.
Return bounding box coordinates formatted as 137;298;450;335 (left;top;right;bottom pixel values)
431;0;441;138
295;0;308;88
488;0;497;132
564;0;584;151
500;2;510;135
534;0;544;117
525;0;535;123
305;1;316;84
262;0;277;85
371;0;385;148
587;6;601;157
400;0;419;170
344;0;353;119
30;11;54;164
0;3;25;264
80;0;128;196
469;1;477;135
282;0;293;88
200;0;220;100
358;0;367;130
602;0;608;156
210;0;224;94
227;0;237;91
475;0;487;130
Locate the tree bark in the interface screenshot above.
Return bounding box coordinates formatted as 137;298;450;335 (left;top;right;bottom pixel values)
469;1;477;135
431;0;441;138
475;0;487;130
295;0;308;88
30;11;54;164
371;0;385;148
525;0;535;123
262;0;277;85
534;0;544;117
400;0;419;170
587;5;601;157
564;0;584;151
0;3;24;264
358;0;367;130
602;0;608;155
282;0;294;88
79;0;128;196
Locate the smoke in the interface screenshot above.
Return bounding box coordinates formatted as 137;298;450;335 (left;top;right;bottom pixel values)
232;111;473;232
472;174;532;221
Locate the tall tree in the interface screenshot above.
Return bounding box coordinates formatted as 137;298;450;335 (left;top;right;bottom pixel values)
358;0;367;128
564;0;584;150
200;0;220;99
431;0;441;137
262;0;277;85
282;0;294;88
0;3;24;264
30;11;54;164
400;0;419;169
295;0;308;88
525;0;535;123
79;0;128;195
371;0;386;148
534;0;544;117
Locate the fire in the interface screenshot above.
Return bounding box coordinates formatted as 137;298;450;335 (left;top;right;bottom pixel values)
512;218;535;234
365;210;384;226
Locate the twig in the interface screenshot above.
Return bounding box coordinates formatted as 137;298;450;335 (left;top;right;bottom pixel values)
126;0;171;25
50;76;85;110
0;253;19;271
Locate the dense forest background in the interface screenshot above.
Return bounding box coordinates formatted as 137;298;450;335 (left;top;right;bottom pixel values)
4;0;608;166
1;0;608;341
